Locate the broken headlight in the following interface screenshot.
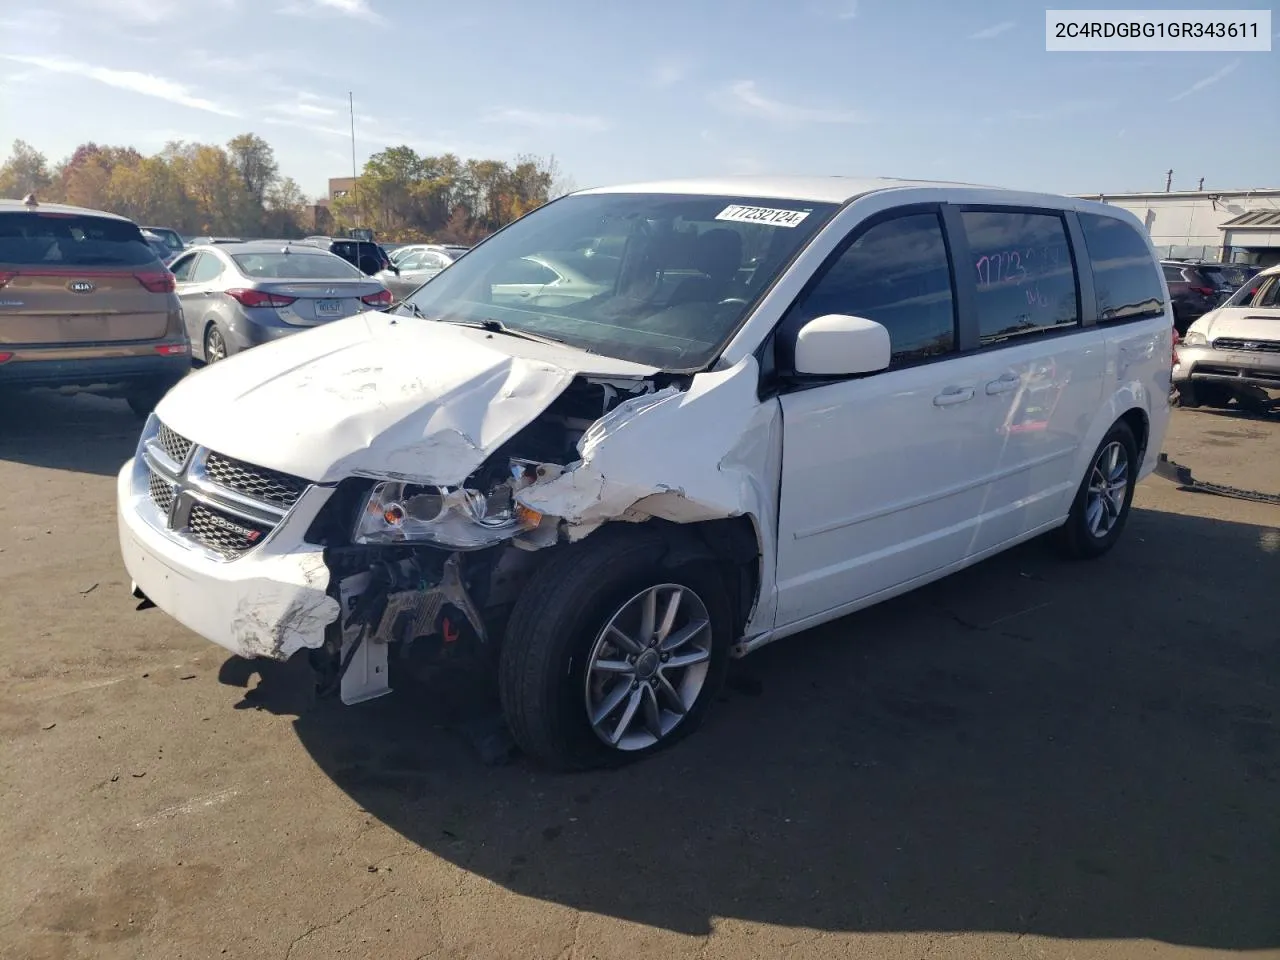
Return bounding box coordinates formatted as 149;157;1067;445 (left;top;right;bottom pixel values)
353;463;543;550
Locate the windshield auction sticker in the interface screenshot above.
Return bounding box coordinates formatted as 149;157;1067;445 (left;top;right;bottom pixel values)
715;205;811;228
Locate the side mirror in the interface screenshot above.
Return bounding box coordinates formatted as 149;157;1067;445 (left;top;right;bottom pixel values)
793;314;891;376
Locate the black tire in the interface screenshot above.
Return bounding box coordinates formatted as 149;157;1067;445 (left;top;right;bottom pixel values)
1055;420;1139;560
498;526;733;772
125;381;170;419
1175;382;1201;408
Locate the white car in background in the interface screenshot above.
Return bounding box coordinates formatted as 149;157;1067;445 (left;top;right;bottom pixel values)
117;175;1172;771
1174;263;1280;410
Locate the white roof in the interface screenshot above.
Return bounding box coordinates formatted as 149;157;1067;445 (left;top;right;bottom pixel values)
575;175;999;204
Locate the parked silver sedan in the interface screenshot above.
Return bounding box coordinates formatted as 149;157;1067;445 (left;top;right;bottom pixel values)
377;245;470;299
169;241;393;363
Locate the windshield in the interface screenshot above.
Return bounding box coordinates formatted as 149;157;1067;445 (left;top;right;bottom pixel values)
232;251;365;279
399;192;838;369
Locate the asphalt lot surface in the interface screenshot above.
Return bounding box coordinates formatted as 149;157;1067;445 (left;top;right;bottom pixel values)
1;391;1277;960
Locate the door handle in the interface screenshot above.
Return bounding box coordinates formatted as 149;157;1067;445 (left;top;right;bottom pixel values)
933;386;975;406
985;373;1020;395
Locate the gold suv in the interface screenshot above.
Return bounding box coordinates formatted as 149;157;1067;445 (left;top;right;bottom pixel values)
0;195;190;417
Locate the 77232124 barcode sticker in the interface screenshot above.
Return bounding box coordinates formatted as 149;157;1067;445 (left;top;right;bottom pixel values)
715;205;812;228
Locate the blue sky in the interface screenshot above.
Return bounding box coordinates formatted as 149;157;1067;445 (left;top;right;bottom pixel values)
1;0;1276;200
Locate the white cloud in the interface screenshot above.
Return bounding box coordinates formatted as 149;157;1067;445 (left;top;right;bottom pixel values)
716;80;864;124
279;0;383;22
1;55;239;116
969;20;1015;39
75;0;234;23
1169;60;1241;101
482;108;611;132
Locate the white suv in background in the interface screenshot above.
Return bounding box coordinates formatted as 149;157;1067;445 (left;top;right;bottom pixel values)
117;176;1173;770
1174;263;1280;410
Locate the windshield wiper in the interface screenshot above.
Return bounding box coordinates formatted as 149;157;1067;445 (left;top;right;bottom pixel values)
445;317;570;348
390;299;428;319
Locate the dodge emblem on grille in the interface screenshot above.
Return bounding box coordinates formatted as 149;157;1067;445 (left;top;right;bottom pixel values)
204;512;261;541
68;280;95;293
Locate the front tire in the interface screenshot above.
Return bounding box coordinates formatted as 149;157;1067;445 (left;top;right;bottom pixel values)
498;527;733;771
1055;420;1139;560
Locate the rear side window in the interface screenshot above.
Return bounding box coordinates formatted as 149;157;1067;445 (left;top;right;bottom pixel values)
962;210;1080;344
0;212;158;267
170;253;199;282
1078;214;1166;323
191;255;224;283
1161;264;1185;282
232;253;363;279
782;212;956;368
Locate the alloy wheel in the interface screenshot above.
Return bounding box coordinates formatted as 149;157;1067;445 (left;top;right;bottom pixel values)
584;583;713;751
1085;440;1129;538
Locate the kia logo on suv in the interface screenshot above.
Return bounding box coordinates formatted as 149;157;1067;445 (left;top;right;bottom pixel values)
67;280;95;294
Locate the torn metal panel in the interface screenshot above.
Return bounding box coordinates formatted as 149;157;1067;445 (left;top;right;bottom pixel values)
155;312;658;487
515;355;783;636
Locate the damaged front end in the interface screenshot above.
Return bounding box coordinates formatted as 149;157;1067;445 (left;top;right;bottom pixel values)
302;374;677;704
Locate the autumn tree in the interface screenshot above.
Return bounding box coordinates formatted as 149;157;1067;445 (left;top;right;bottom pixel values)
0;140;53;198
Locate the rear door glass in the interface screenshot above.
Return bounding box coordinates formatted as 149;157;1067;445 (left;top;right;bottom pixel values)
0;212;157;267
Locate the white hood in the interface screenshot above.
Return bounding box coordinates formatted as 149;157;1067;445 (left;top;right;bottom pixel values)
1192;306;1280;342
155;311;657;485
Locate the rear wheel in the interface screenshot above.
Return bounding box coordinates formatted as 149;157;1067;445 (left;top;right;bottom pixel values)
498;527;733;771
204;325;229;364
1055;420;1138;560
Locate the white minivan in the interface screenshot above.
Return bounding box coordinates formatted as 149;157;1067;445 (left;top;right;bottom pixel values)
117;176;1173;770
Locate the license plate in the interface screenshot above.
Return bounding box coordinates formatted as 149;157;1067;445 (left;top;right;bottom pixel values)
1223;353;1261;367
315;299;344;317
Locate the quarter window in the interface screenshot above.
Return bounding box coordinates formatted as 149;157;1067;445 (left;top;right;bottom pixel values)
782;213;956;368
963;211;1079;344
1078;214;1166;323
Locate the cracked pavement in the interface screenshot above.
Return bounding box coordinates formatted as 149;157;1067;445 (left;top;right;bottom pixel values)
1;391;1277;960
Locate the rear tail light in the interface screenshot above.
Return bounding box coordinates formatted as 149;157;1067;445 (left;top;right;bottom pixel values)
1191;285;1215;297
362;289;393;308
226;288;297;308
1172;328;1180;366
154;343;189;356
135;270;175;293
0;352;12;364
0;271;14;289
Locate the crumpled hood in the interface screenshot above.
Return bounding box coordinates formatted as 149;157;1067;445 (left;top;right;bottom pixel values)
1194;307;1280;343
155;311;657;485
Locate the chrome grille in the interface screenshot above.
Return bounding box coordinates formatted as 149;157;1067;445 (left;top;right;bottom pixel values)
137;419;314;561
205;453;310;509
1213;337;1280;354
186;503;272;558
147;469;175;513
156;423;193;465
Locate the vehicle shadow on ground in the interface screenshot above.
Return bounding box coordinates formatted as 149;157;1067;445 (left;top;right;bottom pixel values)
0;390;140;476
260;507;1279;948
